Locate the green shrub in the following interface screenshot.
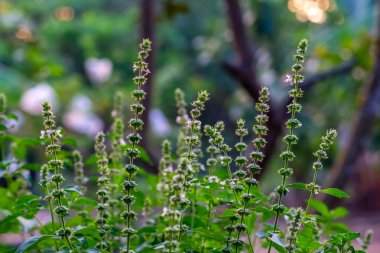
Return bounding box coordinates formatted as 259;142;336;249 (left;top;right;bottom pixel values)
0;39;371;253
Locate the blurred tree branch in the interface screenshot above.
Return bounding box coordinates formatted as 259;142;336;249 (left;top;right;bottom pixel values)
223;0;356;174
324;4;380;192
140;0;159;172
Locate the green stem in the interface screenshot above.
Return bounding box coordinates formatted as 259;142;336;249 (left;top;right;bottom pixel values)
0;137;5;162
201;201;212;253
305;157;321;216
177;115;196;249
190;184;197;252
268;70;300;253
48;124;73;251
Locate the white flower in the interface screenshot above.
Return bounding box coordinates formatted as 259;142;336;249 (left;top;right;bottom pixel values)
208;176;219;183
40;129;62;139
55;129;62;138
20;83;58;115
120;138;126;145
40;130;51;139
84;58;113;84
285;74;293;85
165;166;173;173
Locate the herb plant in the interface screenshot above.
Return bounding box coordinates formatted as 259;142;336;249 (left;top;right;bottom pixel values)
0;39;372;253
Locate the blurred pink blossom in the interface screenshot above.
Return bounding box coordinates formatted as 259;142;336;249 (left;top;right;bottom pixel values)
20;83;58;115
63;95;104;136
84;58;113;84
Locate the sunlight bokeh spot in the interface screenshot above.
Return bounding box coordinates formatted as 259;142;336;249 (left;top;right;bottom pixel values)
288;0;333;24
54;6;75;21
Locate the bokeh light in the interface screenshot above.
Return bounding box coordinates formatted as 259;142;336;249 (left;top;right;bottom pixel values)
15;25;33;41
288;0;334;24
54;6;75;21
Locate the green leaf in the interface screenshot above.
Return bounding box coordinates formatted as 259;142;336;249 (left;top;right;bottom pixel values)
287;183;308;190
268;233;285;252
16;235;60;253
64;186;83;195
75;197;98;206
0;124;7;131
73;226;100;239
310;199;329;216
321;188;350;198
192;227;224;241
331;207;349;218
62;137;78;147
6;113;19;120
268;233;285;247
84;155;97;166
138;226;157;234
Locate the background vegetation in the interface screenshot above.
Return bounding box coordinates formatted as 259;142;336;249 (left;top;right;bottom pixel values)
0;0;379;251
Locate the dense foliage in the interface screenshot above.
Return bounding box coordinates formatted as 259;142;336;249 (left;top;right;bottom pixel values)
0;39;373;253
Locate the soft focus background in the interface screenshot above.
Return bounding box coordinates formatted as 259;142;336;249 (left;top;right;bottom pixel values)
1;0;380;251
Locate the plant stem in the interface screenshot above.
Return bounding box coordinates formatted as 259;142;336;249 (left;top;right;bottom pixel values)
48;122;73;250
305;158;320;215
268;70;300;253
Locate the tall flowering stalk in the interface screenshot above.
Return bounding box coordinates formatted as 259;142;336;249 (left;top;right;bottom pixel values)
268;39;308;253
111;91;125;164
285;208;303;253
109;92;125;234
222;118;248;253
157;140;173;206
73;150;90;224
73;150;87;193
40;101;73;250
121;38;151;252
95;132;111;251
201;121;224;253
233;86;270;253
0;93;6;161
162;157;188;253
174;88;189;156
305;129;337;214
181;90;209;241
162;90;209;253
40;164;59;251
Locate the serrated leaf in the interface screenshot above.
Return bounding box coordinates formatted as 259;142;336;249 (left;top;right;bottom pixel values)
321;188;350;198
16;235;60;253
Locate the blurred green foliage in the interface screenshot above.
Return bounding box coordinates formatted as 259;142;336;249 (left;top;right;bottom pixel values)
0;0;377;186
